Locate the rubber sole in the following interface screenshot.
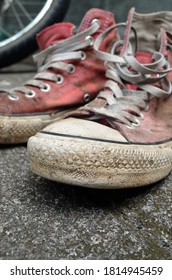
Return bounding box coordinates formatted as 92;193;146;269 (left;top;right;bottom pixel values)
0;110;72;144
27;132;172;189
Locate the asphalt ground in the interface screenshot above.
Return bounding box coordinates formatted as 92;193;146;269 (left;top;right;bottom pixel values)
0;59;172;260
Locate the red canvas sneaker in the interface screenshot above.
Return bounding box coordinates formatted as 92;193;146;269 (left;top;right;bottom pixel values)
0;8;118;144
27;8;172;189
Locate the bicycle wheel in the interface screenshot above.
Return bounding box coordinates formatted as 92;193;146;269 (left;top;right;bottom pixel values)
0;0;70;68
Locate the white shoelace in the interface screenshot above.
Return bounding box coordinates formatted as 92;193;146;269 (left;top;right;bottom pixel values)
1;19;101;100
79;23;172;128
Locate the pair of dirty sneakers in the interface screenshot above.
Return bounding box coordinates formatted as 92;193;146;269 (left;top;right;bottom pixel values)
1;8;172;189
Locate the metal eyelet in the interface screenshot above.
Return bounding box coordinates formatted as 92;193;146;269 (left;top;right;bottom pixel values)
85;35;94;46
132;119;140;127
68;64;76;74
56;75;64;84
40;83;51;92
144;104;149;112
145;74;152;79
91;19;101;26
25;90;36;98
125;118;141;129
125;124;136;130
8;94;19;101
84;93;90;103
81;51;86;60
138;112;144;120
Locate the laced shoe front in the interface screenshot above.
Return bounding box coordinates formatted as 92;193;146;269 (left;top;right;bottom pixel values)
0;8;117;144
28;8;172;189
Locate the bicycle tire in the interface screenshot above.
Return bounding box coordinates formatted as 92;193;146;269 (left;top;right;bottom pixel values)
0;0;70;68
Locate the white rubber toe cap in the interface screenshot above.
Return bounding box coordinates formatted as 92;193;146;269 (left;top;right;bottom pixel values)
40;117;127;142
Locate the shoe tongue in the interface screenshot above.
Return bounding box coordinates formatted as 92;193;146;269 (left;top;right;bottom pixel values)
37;8;115;50
132;11;172;53
36;22;75;50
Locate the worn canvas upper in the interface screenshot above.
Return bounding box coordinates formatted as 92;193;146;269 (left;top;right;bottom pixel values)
0;9;117;115
119;9;172;142
57;8;172;144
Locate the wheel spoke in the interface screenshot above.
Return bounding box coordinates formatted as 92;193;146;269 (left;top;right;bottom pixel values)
15;0;33;22
0;0;70;68
11;2;25;29
0;25;12;37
